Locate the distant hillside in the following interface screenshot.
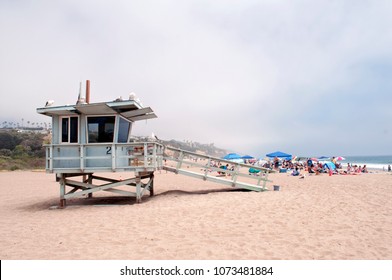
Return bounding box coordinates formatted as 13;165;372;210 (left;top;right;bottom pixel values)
130;135;229;158
162;139;229;158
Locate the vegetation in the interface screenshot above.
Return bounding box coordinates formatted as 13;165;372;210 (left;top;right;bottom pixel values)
0;130;49;171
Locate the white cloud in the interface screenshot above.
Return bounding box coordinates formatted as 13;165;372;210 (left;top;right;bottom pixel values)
1;0;391;156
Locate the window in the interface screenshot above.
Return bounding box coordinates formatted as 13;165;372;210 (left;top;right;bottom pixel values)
87;116;115;143
117;117;131;143
61;117;78;143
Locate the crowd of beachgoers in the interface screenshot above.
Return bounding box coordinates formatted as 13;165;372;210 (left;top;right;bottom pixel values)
193;155;391;178
257;156;392;177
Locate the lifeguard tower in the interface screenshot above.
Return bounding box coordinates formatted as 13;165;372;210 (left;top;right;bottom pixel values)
37;81;274;207
37;81;164;207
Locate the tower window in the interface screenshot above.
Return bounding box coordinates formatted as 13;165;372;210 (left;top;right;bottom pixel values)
117;117;131;143
61;116;78;143
87;116;115;143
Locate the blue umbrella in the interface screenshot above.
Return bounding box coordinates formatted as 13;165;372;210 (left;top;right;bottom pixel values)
266;151;292;159
323;161;336;170
318;156;330;160
223;153;242;160
241;155;254;159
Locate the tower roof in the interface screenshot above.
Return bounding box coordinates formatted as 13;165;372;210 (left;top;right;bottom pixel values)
37;100;157;122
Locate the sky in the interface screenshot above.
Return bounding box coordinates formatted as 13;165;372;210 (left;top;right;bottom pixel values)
1;0;391;157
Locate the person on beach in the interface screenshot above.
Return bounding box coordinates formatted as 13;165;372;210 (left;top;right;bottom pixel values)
291;167;300;176
273;156;279;170
308;163;318;174
345;163;353;174
362;165;368;173
388;165;391;172
218;164;228;177
306;158;312;172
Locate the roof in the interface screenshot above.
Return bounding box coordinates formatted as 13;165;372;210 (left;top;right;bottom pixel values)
36;100;157;122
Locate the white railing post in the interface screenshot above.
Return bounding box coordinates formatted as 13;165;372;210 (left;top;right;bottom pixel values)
80;144;84;171
205;157;211;178
112;143;116;171
153;143;157;168
47;146;51;171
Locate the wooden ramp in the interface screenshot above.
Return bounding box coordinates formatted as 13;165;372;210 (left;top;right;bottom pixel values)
163;147;274;191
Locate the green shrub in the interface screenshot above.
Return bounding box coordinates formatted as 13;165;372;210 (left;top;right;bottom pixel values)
10;165;19;171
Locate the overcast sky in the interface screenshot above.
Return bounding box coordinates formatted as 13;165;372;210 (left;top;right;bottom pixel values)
1;0;391;157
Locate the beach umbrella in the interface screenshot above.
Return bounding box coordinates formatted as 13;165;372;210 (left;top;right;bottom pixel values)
266;151;292;159
318;156;330;160
222;153;242;160
241;155;254;159
324;161;336;170
335;156;345;161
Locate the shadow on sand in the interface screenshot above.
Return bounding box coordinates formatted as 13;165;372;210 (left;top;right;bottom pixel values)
19;187;251;211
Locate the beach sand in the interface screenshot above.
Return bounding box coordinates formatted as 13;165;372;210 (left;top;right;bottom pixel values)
0;169;391;260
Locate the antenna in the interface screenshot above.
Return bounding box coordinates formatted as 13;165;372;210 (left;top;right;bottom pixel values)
76;81;86;104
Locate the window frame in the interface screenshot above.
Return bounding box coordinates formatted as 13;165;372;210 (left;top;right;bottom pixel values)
117;116;131;143
60;116;79;144
86;115;117;144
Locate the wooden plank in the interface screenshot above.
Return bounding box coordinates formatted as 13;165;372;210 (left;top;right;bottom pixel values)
174;169;265;192
103;188;137;196
64;178;137;199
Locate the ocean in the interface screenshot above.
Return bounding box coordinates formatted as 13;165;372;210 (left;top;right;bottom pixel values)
340;155;392;171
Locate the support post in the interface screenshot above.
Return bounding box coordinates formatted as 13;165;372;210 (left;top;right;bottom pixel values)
59;173;66;208
135;173;142;203
87;174;93;198
149;173;154;196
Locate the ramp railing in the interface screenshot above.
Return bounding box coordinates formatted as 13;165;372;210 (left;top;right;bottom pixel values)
163;146;274;191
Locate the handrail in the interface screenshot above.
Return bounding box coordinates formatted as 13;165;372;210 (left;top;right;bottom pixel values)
45;141;164;172
164;146;273;173
163;146;275;190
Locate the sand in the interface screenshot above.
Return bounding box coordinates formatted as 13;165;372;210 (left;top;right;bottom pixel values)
0;169;391;260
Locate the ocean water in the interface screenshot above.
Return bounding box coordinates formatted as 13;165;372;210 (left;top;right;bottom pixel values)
340;155;392;170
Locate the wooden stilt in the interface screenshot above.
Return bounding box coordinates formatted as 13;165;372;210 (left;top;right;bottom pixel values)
59;173;66;208
87;174;93;198
149;173;154;197
135;174;142;203
60;199;66;208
